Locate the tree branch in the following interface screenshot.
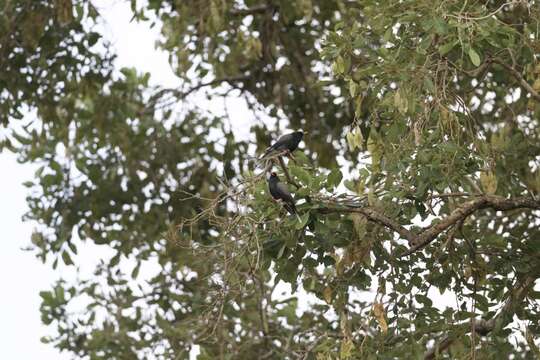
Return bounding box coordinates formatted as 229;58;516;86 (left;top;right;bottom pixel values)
229;5;270;16
277;156;300;188
318;196;540;257
424;274;537;359
400;196;540;257
148;75;250;109
492;59;540;102
317;206;415;243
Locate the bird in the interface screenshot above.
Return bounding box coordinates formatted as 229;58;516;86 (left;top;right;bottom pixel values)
267;172;297;214
260;131;304;160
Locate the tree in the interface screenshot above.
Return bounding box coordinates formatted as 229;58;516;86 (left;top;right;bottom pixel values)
2;0;540;358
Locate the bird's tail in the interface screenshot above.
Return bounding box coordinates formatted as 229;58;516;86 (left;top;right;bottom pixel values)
246;152;269;169
285;202;297;215
253;149;277;169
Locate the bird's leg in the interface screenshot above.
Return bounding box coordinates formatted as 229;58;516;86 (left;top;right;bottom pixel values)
266;158;278;174
285;150;297;164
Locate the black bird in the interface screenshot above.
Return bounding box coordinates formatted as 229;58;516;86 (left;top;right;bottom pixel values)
268;172;297;214
261;131;304;160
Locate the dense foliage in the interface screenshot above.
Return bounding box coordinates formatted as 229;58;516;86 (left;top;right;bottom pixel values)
2;0;540;358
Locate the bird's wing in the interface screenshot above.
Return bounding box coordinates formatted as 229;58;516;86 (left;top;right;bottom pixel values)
276;182;294;202
259;133;294;160
268;133;293;152
276;133;294;144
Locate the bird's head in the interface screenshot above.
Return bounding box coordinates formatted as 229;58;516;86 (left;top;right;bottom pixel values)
269;172;279;182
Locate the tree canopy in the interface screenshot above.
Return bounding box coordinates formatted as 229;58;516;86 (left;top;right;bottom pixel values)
2;0;540;358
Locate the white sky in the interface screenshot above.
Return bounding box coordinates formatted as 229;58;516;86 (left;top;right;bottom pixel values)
0;153;70;359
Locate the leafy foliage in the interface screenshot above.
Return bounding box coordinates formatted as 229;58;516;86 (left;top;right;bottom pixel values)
2;0;540;359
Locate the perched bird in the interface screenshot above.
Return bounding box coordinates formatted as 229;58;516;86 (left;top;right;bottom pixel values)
268;172;297;214
260;131;304;160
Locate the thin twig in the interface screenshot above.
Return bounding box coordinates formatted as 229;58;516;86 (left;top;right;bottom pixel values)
492;58;540;102
229;4;270;16
146;75;250;113
446;2;513;21
278;156;300;188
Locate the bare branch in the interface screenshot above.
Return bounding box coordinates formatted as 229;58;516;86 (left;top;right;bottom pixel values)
318;206;415;243
426;192;477;200
229;4;270;16
278;156;300;188
400;196;540;257
147;75;250;111
318;196;540;257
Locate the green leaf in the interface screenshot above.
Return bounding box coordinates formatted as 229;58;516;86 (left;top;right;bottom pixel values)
109;253;121;267
322;255;335;266
353;128;363;149
346;131;356;151
39;291;54;304
88;32;100;46
290;166;311;186
296;212;310;229
480;171;497;194
344;180;356;193
394;89;408;114
62;251;73;265
11;131;32;145
276;243;287;259
67;241;77;255
294;151;310;166
433;18;448;35
327;169;343;189
438;41;457;56
50;159;62;175
333;55;345;75
55;286;65;303
349;80;358;98
131;261;141;278
468;48;481;66
423;77;435;93
303;257;318;269
415;294;433;307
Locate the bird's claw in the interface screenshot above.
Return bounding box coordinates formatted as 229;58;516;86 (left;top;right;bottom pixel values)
286;150;297;163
